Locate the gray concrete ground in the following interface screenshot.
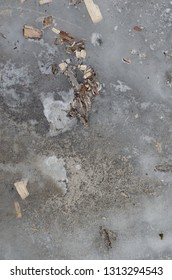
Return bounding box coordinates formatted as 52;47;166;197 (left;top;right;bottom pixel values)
0;0;172;259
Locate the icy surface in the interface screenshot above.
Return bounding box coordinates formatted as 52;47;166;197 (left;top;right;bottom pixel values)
0;0;172;260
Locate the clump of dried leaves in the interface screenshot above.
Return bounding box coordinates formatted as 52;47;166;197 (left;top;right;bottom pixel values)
57;29;101;126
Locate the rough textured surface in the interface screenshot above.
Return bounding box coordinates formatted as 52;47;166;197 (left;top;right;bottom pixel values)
0;0;172;259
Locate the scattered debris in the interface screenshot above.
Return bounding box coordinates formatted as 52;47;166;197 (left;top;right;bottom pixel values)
91;32;103;47
43;16;53;28
59;62;100;126
134;25;143;32
14;179;29;200
20;0;26;3
23;25;43;39
14;201;22;218
84;0;103;23
159;232;164;240
155;164;172;172
122;58;131;64
39;0;52;5
99;226;117;249
24;18;101;126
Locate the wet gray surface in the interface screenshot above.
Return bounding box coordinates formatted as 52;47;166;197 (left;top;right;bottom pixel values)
0;0;172;259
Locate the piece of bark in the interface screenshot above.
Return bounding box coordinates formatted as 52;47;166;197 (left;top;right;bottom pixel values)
59;30;75;42
39;0;52;5
14;202;22;218
14;179;29;200
43;16;53;27
23;25;42;39
84;0;103;23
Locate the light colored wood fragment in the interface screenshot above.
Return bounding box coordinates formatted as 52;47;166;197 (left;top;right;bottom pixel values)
14;179;29;200
78;64;87;71
52;27;60;35
59;62;68;71
83;71;92;79
23;25;42;39
39;0;52;5
14;202;22;218
84;0;103;23
80;49;87;59
75;50;86;59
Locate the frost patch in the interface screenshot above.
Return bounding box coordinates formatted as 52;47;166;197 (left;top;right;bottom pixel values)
110;80;131;92
37;156;68;195
41;90;76;136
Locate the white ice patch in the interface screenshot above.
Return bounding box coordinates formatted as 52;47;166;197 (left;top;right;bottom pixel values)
41;90;76;136
110;80;131;92
37;156;68;195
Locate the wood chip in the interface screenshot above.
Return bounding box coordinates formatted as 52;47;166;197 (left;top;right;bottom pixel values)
59;62;68;72
134;25;142;32
52;27;60;35
75;49;87;59
14;201;22;218
39;0;52;5
14;179;29;200
23;25;43;39
84;0;103;23
43;16;53;27
78;64;87;71
59;30;75;42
